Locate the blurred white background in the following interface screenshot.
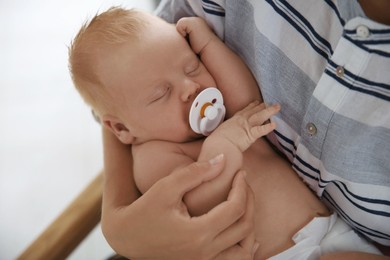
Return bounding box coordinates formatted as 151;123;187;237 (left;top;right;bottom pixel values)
0;0;157;259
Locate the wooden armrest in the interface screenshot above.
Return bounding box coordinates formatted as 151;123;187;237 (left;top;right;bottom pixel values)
18;171;104;260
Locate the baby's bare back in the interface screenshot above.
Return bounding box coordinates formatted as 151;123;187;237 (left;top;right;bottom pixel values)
243;138;330;259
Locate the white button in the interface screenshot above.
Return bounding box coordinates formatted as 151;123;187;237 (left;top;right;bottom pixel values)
306;123;317;136
356;25;370;39
336;66;344;77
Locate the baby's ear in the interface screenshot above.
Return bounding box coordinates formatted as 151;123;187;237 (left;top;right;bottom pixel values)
102;115;134;144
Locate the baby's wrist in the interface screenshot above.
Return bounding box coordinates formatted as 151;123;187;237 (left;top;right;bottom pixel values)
197;36;217;58
212;129;244;153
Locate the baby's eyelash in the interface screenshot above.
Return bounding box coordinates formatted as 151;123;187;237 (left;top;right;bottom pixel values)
153;86;170;102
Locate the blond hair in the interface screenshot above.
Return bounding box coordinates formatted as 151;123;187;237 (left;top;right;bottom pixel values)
68;7;148;116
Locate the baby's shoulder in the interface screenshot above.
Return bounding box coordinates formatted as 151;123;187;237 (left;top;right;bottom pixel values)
132;139;204;160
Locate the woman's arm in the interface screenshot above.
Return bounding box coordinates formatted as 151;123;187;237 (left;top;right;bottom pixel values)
101;127;139;211
177;17;262;118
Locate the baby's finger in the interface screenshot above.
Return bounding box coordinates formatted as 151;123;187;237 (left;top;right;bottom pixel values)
250;121;276;138
176;18;191;37
237;100;264;115
249;103;280;125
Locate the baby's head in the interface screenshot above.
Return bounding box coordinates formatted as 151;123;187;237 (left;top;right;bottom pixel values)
69;7;216;145
69;7;148;117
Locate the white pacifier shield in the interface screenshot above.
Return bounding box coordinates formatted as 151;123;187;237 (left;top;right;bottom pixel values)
189;88;226;136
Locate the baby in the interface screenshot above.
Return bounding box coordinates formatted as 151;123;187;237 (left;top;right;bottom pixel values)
69;7;382;259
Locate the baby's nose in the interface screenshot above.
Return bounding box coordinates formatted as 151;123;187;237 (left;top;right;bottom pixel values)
181;81;200;102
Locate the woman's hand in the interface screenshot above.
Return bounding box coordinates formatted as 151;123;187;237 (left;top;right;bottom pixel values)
101;129;257;260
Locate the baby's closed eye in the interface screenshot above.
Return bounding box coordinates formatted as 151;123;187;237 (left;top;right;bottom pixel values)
150;85;171;103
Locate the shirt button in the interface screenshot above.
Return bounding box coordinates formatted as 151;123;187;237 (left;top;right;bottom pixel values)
356;25;370;39
306;123;317;136
336;66;344;77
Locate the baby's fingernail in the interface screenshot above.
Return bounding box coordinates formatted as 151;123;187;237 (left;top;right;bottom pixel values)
209;154;224;165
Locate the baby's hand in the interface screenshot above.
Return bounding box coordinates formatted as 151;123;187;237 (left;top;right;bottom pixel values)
176;17;217;55
214;101;280;152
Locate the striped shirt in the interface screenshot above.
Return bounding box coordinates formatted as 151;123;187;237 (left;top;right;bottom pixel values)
156;0;390;246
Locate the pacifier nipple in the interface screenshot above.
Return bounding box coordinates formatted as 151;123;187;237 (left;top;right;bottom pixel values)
189;88;226;136
204;105;218;120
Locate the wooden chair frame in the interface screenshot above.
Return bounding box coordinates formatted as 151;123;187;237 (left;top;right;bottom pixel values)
18;172;103;260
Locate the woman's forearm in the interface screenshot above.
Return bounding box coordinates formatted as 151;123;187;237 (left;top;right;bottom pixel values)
101;127;139;211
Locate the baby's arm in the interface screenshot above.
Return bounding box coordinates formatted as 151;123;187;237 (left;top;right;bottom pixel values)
176;17;261;118
185;101;280;216
133;102;279;216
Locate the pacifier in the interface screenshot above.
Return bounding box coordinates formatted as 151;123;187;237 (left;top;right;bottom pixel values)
189;88;226;136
